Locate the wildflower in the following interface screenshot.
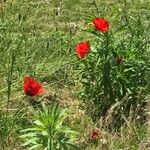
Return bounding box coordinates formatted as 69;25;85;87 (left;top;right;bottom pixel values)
116;56;123;65
92;17;109;32
91;130;101;140
23;76;45;96
75;41;90;59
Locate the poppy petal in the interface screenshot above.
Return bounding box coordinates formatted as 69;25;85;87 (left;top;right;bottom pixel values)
75;41;90;59
92;17;109;32
91;130;101;139
23;77;45;96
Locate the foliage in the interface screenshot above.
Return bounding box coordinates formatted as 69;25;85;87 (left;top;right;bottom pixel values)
0;0;150;149
0;109;28;149
76;1;150;127
20;104;80;150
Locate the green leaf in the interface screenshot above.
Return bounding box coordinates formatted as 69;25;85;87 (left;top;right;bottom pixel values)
59;141;68;150
20;132;37;138
34;120;44;126
21;137;38;146
65;142;80;150
28;144;42;150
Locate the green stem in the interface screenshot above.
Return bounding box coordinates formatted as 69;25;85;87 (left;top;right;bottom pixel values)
103;32;114;100
0;0;4;23
93;0;99;14
104;32;109;61
48;138;51;150
122;0;134;37
48;126;53;150
6;52;15;114
4;51;16;146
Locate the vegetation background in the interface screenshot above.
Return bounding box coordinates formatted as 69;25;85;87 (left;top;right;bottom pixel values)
0;0;150;149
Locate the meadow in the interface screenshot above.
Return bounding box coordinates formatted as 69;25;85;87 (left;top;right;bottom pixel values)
0;0;150;149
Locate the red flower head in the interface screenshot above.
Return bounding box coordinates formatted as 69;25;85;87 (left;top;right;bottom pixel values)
23;76;45;96
116;56;123;65
75;41;90;59
92;17;109;32
91;130;101;140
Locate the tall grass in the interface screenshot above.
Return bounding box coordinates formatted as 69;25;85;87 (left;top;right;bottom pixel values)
0;0;77;148
0;0;150;149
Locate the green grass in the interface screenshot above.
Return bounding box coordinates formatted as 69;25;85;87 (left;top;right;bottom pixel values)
0;0;150;149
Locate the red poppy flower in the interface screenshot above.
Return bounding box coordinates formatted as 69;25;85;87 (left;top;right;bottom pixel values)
92;17;109;32
116;56;123;65
23;76;45;96
91;130;101;140
75;41;90;59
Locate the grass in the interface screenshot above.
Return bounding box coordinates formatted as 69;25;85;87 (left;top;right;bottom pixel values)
0;0;150;149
